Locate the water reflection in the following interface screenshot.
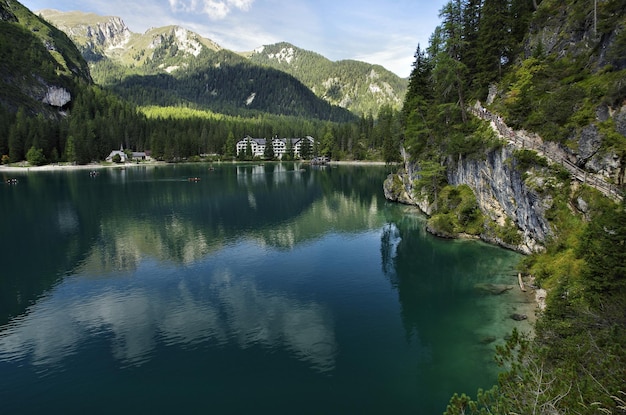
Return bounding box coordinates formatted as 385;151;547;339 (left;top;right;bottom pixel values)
78;190;385;273
0;164;391;373
0;263;337;372
379;205;533;403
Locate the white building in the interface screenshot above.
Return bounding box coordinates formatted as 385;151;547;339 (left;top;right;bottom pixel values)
105;145;128;163
235;136;315;159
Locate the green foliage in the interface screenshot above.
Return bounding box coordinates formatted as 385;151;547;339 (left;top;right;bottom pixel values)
513;149;548;171
413;160;447;204
493;217;523;246
26;146;46;166
263;138;275;160
427;185;485;236
448;119;502;159
299;138;312;160
577;199;626;297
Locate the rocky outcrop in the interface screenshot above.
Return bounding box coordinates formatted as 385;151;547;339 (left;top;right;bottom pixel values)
0;0;17;22
446;146;552;254
42;86;71;108
383;149;434;215
83;16;131;50
384;144;553;254
570;105;626;185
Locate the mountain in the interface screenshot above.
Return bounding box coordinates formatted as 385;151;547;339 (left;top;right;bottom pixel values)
0;1;91;116
38;10;221;69
38;10;404;117
247;42;407;115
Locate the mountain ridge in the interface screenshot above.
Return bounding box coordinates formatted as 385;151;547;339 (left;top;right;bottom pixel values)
247;41;407;115
38;10;406;116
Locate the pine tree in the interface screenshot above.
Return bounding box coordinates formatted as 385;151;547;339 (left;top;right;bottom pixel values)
474;0;512;98
224;130;236;158
299;138;312;160
403;45;434;158
436;0;469;123
245;138;253;160
263;138;275;160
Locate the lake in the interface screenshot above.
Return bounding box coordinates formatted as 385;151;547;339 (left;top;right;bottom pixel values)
0;163;533;414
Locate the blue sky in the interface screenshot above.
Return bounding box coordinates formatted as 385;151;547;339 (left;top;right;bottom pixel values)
22;0;449;77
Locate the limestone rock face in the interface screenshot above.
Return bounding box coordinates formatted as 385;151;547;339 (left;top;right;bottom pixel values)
384;145;552;254
575;123;621;179
383;154;434;215
615;105;626;137
83;16;131;50
446;146;552;254
42;86;72;107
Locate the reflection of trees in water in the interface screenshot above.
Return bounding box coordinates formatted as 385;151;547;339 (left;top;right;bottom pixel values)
379;208;524;405
380;207;521;343
0;164;389;324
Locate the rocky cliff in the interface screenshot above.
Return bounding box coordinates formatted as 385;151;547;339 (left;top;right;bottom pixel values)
445;146;553;254
38;10;221;67
384;143;554;254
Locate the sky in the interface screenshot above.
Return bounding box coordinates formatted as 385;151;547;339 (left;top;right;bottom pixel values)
21;0;449;78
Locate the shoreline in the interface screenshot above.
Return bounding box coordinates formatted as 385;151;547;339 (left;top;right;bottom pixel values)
0;161;167;173
0;159;392;174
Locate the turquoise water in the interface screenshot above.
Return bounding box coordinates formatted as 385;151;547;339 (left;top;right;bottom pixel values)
0;163;532;414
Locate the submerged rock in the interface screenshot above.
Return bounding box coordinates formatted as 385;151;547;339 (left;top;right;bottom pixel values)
510;313;528;321
478;335;497;345
474;283;514;295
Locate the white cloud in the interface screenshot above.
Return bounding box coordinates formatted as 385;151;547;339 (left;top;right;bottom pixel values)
228;0;253;11
168;0;198;13
170;0;255;20
203;0;230;19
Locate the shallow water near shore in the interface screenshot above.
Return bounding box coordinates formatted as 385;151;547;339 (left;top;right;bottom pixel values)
0;163;534;414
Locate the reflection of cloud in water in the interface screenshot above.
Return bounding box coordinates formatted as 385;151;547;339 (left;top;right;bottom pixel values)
213;274;336;372
0;268;336;372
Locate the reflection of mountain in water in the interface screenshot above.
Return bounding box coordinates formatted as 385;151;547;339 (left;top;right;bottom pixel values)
0;163;388;373
78;165;386;273
0;265;337;373
0;163;388;333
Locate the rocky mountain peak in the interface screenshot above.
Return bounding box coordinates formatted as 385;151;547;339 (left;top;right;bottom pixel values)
146;25;219;57
39;10;132;51
86;16;131;49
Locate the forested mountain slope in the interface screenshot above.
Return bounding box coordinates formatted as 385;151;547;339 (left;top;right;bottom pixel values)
0;1;91;116
247;42;407;115
39;10;402;119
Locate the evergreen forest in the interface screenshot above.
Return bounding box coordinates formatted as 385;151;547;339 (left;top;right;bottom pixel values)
0;0;404;165
394;0;626;413
2;0;626;412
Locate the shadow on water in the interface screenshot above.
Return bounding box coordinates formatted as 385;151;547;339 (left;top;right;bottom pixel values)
380;205;535;410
